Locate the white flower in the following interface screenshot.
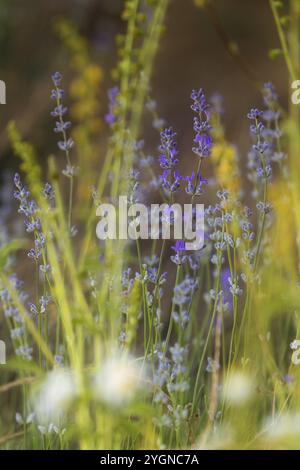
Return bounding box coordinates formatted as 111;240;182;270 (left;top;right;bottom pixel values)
15;412;23;425
15;412;35;425
37;423;66;435
94;355;143;407
222;371;254;405
33;368;75;424
290;339;300;350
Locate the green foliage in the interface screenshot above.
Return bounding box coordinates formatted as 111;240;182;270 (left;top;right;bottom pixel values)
269;48;283;60
7;121;43;201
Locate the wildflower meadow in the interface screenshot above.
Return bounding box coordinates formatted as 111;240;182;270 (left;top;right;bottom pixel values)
1;0;300;454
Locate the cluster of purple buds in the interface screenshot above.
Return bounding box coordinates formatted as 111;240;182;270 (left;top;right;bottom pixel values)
228;276;243;297
240;220;255;242
191;89;213;158
247;108;272;181
170;240;187;265
144;266;167;287
158;127;181;194
160;169;181;193
188;250;203;272
140;257;167;305
43;182;55;200
185;171;208;196
28;232;46;261
28;294;52;316
1;275;26;323
262;83;285;164
262;82;278;113
153;350;171;388
14;174;37;221
173;276;198;306
153;344;189;399
256;201;272;214
219;268;233;311
51;72;74;155
0;275;33;361
168;343;189;392
172;275;198;327
13;174;48;262
16;346;33;361
128;169;140;204
121;268;135;296
159;127;179;169
239;207;256;266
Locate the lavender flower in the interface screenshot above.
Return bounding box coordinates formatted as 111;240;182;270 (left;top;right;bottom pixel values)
168;344;189;392
228;276;243;297
220;268;233;310
16;346;33;361
191;89;212;158
159;127;179;171
153;351;171;387
247;106;272;183
11;326;25;339
51;72;74;164
247;108;263;120
42;183;55;200
0;275;33;362
261;83;286;166
160;169;182;194
262;82;278;111
184;172;208;196
13;173;47;263
173;276;198;307
52;71;62;87
256;201;272;214
193;134;213;157
170;240;187;265
39;295;52;313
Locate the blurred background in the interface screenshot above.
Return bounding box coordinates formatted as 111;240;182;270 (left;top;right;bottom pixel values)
0;0;289;177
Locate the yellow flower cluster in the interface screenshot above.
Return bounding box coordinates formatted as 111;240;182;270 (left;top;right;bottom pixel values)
269;181;297;276
194;0;206;8
56;19;103;131
210;107;241;198
211;142;241;195
7;121;43;202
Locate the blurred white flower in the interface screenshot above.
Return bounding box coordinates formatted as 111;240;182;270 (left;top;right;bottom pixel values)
94;355;143;406
38;423;66;436
15;412;35;425
265;412;300;439
33;368;75;424
290;339;300;350
194;424;234;450
222;370;254;405
290;339;300;365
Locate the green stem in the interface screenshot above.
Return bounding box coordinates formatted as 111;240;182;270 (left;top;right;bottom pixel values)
164;264;181;354
269;0;297;81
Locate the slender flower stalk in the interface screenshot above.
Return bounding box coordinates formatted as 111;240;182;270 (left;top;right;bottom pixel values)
51;72;75;231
